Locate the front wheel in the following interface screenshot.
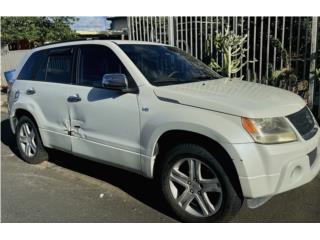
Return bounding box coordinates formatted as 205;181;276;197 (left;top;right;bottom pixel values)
160;144;242;222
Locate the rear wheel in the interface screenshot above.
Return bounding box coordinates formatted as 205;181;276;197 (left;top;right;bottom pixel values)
16;115;48;164
160;144;242;222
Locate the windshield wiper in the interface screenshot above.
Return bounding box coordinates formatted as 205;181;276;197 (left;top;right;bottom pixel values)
153;75;218;86
190;75;216;81
153;79;185;86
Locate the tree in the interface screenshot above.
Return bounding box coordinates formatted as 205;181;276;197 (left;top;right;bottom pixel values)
1;17;78;45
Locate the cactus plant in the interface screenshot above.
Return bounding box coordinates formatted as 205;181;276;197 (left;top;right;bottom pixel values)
315;68;320;81
268;37;310;102
209;27;252;79
269;38;298;90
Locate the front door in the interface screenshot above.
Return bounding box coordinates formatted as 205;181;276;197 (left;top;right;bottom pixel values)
68;44;141;172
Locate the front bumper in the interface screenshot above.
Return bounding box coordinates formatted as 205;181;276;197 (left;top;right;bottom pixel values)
230;129;320;199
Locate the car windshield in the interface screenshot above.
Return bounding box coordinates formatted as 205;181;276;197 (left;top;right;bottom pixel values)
119;44;221;86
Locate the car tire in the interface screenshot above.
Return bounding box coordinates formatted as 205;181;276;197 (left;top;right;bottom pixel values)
16;115;48;164
160;143;242;222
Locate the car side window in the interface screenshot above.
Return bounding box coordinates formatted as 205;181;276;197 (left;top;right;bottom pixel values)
78;45;135;88
17;50;47;80
45;49;73;84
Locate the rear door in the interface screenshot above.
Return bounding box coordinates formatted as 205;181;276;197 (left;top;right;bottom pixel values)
15;47;75;152
67;44;141;172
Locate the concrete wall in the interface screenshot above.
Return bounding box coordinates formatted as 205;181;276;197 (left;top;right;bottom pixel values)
1;46;29;86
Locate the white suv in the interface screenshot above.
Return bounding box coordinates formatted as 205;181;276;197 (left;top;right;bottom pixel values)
8;40;320;222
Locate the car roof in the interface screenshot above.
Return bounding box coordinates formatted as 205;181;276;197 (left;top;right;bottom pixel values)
112;40;166;46
34;39;166;52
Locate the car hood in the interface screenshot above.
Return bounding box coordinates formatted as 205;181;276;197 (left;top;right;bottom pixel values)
153;78;306;118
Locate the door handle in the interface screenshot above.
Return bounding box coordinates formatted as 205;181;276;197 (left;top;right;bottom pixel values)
26;88;36;95
67;94;82;102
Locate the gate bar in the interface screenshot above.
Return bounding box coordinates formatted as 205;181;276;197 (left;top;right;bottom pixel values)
308;17;318;111
168;16;175;46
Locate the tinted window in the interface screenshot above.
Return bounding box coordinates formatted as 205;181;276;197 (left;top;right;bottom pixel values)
34;53;48;81
119;44;221;86
17;50;47;80
79;45;134;88
46;49;73;83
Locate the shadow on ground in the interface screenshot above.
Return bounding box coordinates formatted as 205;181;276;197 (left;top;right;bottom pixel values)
1;117;176;220
1;115;19;155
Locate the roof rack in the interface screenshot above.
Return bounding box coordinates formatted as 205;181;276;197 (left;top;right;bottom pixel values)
39;37;109;48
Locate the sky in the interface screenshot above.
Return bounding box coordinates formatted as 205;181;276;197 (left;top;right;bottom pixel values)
71;17;111;31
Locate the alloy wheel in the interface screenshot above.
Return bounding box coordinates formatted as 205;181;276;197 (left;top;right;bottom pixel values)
169;158;223;217
19;122;37;157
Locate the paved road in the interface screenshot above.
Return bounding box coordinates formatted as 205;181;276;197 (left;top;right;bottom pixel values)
1;112;320;222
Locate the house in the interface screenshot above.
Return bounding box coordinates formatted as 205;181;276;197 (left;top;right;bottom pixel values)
106;17;128;40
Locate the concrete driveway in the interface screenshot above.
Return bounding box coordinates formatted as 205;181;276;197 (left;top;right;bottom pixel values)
1;112;320;222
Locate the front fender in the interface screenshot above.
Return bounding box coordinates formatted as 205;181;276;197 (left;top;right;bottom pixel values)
141;108;253;158
139;104;253;178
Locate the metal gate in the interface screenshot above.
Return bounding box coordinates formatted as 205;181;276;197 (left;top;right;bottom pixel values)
128;16;319;115
310;17;320;117
129;17;315;81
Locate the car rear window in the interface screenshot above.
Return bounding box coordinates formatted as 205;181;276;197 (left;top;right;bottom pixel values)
17;50;47;80
46;53;72;84
17;47;74;84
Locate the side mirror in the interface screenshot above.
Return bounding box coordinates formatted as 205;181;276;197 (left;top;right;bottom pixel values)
102;74;128;90
102;74;138;93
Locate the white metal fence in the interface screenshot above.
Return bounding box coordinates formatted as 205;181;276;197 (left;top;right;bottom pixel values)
128;17;318;82
128;16;319;115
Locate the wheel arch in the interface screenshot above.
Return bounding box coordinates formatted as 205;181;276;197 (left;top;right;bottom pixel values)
11;108;40;134
149;129;243;199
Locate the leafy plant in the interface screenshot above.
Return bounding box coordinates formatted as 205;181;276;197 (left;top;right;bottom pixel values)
209;27;252;78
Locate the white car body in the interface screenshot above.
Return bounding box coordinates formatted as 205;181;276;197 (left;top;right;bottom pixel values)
8;40;320;209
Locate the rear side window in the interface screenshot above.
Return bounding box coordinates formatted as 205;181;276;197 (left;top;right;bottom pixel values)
17;51;47;80
78;45;134;88
46;49;73;84
34;53;48;81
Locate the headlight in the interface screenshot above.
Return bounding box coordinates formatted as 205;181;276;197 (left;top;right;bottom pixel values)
241;117;297;144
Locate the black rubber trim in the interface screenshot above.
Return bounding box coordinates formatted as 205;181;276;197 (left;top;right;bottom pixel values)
303;127;318;141
308;148;317;167
157;96;180;104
